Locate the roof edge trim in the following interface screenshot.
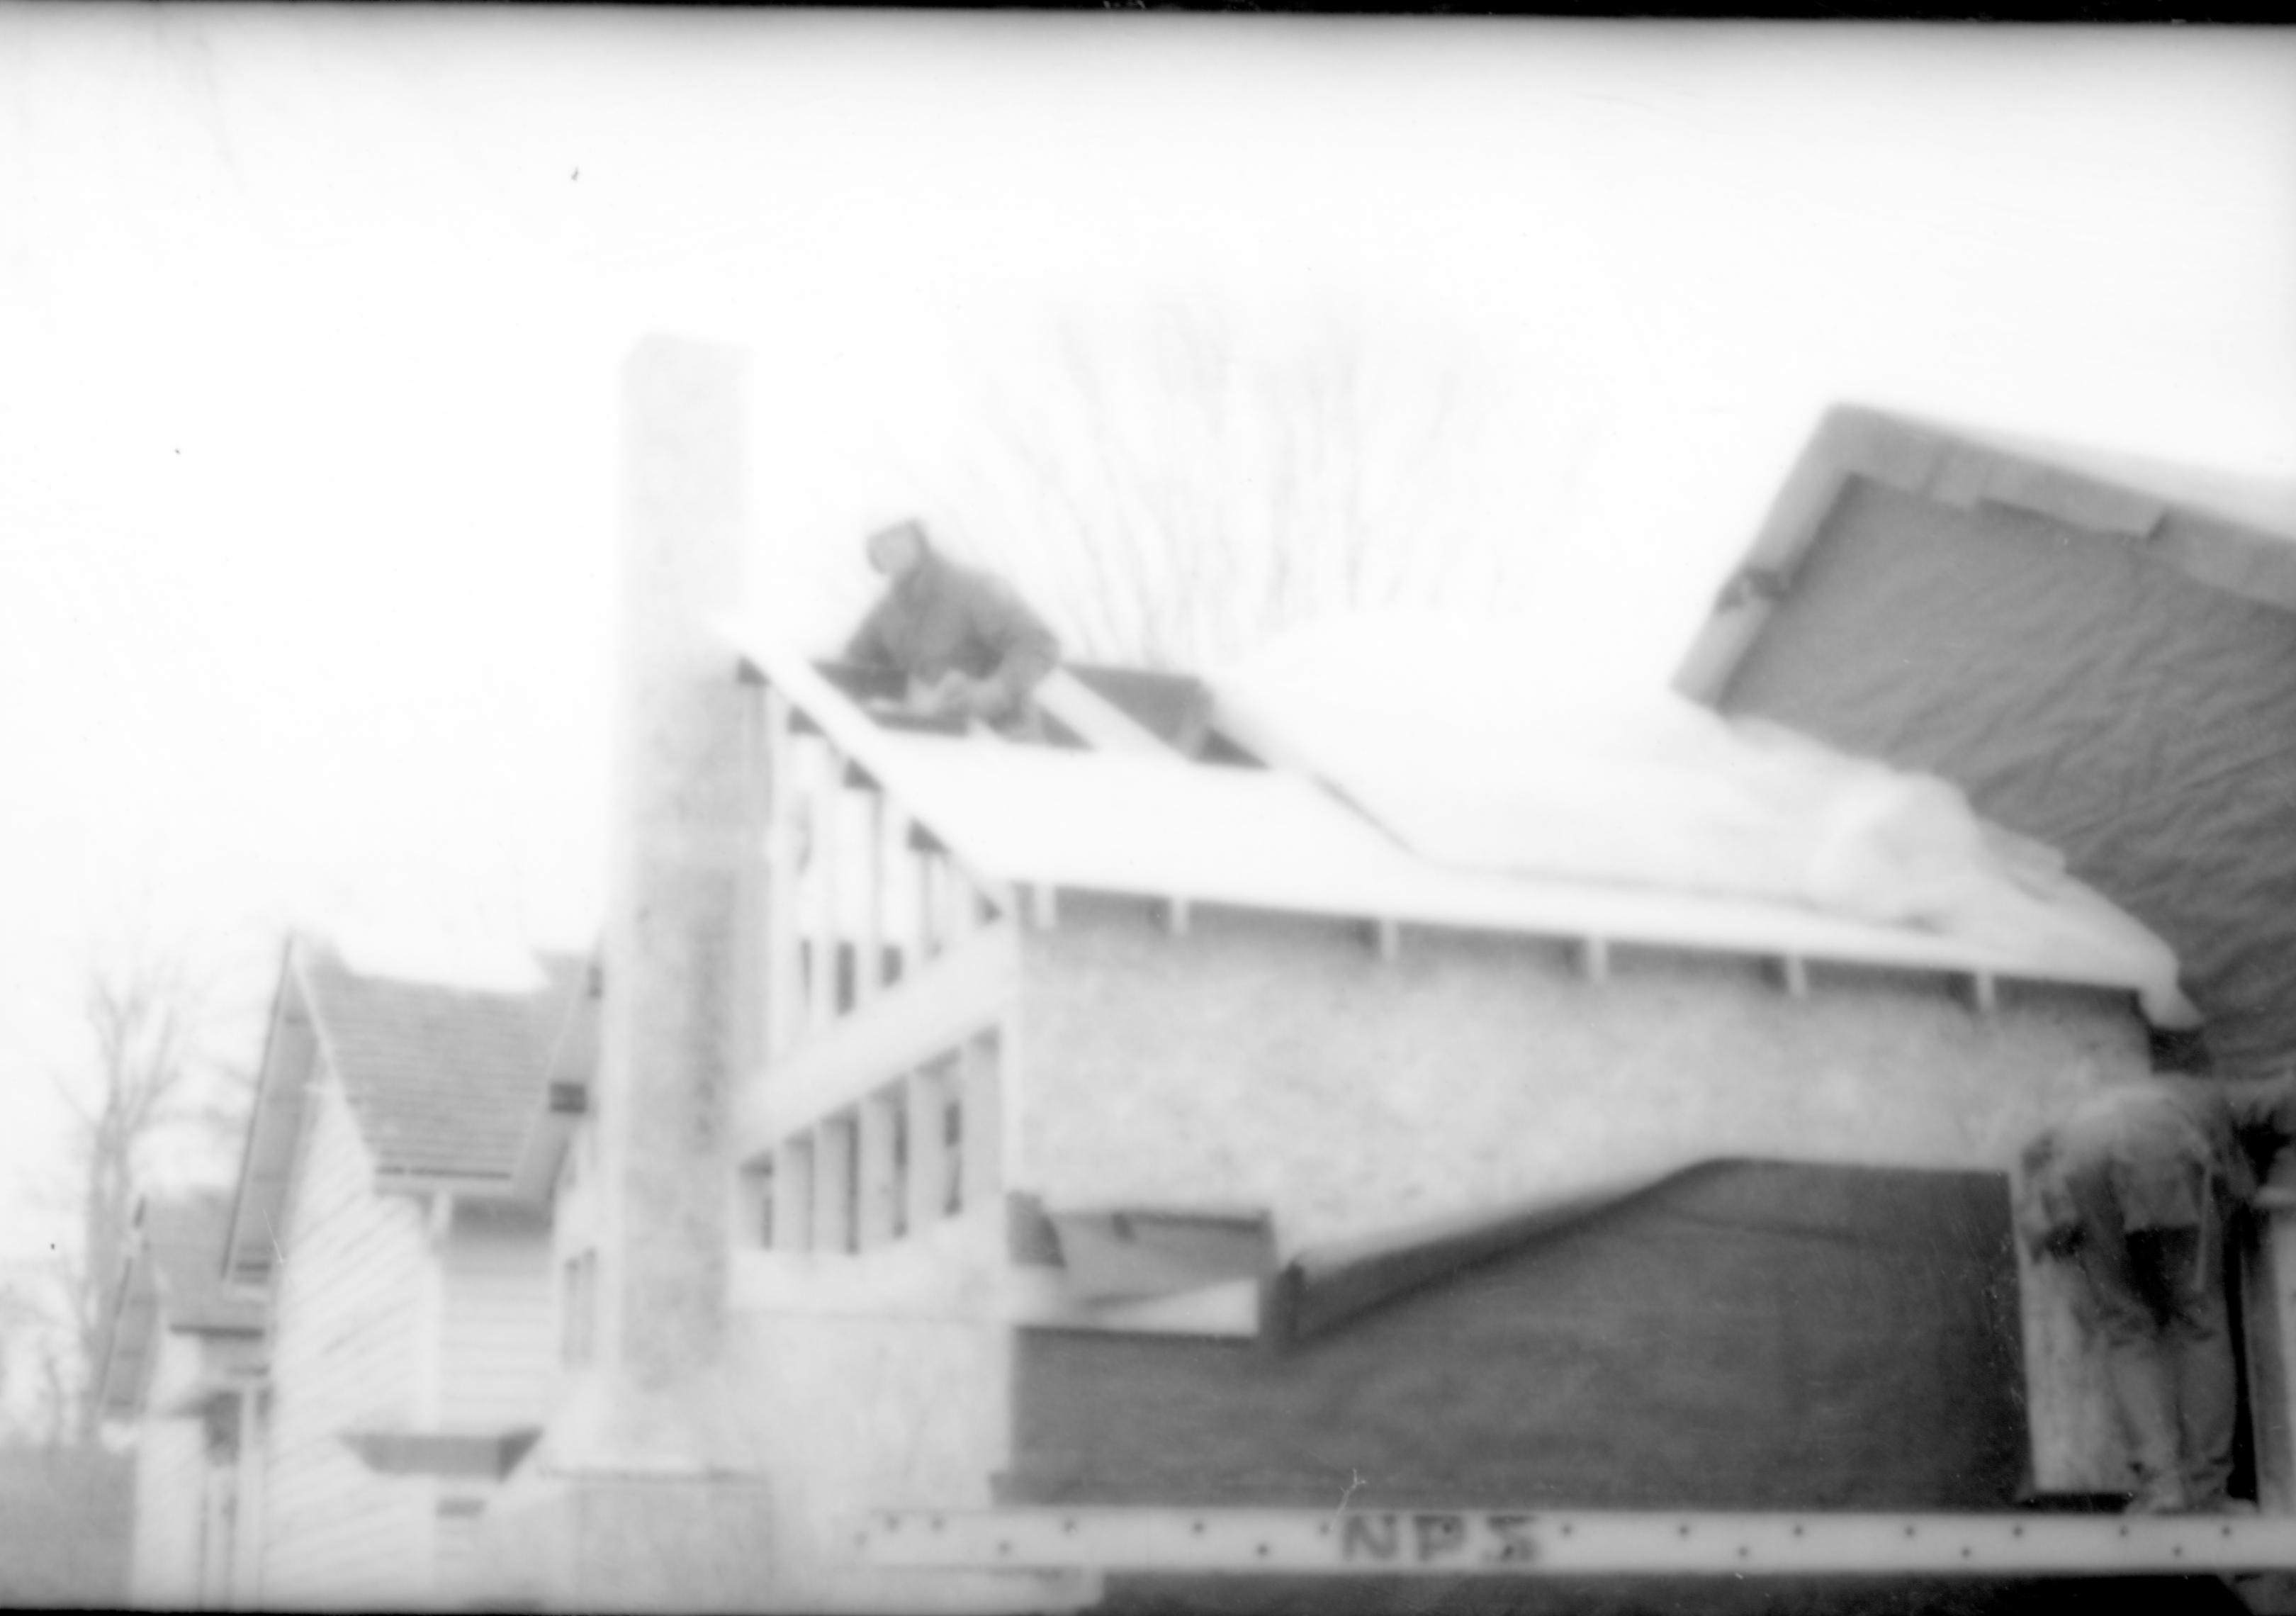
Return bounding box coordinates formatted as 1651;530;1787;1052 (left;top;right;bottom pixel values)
1676;405;2296;705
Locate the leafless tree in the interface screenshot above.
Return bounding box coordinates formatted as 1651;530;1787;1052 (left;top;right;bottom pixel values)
35;1332;73;1452
0;1280;46;1442
919;303;1564;673
35;930;256;1446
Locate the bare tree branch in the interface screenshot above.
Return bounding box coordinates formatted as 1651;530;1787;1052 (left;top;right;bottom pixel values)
931;307;1532;675
40;922;257;1445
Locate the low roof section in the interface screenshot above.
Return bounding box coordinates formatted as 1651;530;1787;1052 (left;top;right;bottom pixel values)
1675;403;2296;1074
221;936;594;1290
98;1191;264;1420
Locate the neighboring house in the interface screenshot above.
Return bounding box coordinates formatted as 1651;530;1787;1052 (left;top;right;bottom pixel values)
111;936;590;1611
96;1192;258;1609
480;341;2273;1615
118;349;2296;1612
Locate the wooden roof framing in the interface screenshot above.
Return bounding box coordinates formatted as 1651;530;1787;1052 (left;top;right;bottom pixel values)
720;612;2170;1005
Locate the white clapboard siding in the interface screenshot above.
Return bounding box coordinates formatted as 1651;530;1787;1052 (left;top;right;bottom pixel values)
259;1077;435;1610
437;1203;555;1431
128;1329;210;1610
432;1498;488;1605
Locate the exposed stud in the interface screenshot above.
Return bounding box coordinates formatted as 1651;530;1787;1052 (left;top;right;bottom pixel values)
808;743;844;1028
960;1033;1003;1211
811;1114;857;1256
856;790;886;1007
903;1063;957;1235
855;1092;902;1250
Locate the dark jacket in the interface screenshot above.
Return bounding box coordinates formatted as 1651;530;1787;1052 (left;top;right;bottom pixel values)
2022;1074;2296;1253
842;547;1059;721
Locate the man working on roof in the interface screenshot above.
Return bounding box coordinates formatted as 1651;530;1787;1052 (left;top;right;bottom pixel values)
842;518;1059;739
2019;1066;2296;1515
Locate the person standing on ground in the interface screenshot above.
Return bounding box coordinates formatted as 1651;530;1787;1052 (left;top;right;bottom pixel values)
2020;1067;2296;1514
841;518;1060;739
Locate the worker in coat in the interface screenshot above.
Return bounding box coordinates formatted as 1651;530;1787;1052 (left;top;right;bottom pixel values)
2019;1070;2296;1513
843;519;1060;739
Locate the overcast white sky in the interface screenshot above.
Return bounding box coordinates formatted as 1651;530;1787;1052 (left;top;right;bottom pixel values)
3;10;2294;1284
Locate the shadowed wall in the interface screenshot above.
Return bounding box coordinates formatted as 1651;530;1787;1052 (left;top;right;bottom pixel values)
1009;1160;2026;1513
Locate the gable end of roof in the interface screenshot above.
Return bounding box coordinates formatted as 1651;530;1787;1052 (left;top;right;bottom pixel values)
1678;404;2296;704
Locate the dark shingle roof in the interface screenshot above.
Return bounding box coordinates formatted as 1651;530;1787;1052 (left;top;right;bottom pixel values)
99;1191;264;1418
299;943;588;1181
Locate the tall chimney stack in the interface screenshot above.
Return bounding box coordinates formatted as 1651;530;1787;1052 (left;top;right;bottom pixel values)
483;339;782;1610
595;333;751;1410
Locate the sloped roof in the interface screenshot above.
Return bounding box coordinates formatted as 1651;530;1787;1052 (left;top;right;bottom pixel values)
1674;403;2296;1072
816;659;1218;758
1944;417;2296;551
99;1192;262;1418
1679;403;2296;702
726;614;2180;1001
142;1193;264;1334
223;937;590;1290
299;940;590;1181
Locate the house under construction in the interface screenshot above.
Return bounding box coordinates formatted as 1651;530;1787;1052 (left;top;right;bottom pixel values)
445;340;2296;1615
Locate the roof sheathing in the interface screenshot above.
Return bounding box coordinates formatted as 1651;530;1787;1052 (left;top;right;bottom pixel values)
722;616;2163;1004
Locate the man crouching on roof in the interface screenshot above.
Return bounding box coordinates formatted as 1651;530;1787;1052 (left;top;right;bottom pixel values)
843;518;1060;740
2019;1064;2296;1514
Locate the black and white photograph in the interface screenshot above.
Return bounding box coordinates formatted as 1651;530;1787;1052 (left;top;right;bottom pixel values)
2;8;2295;1612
